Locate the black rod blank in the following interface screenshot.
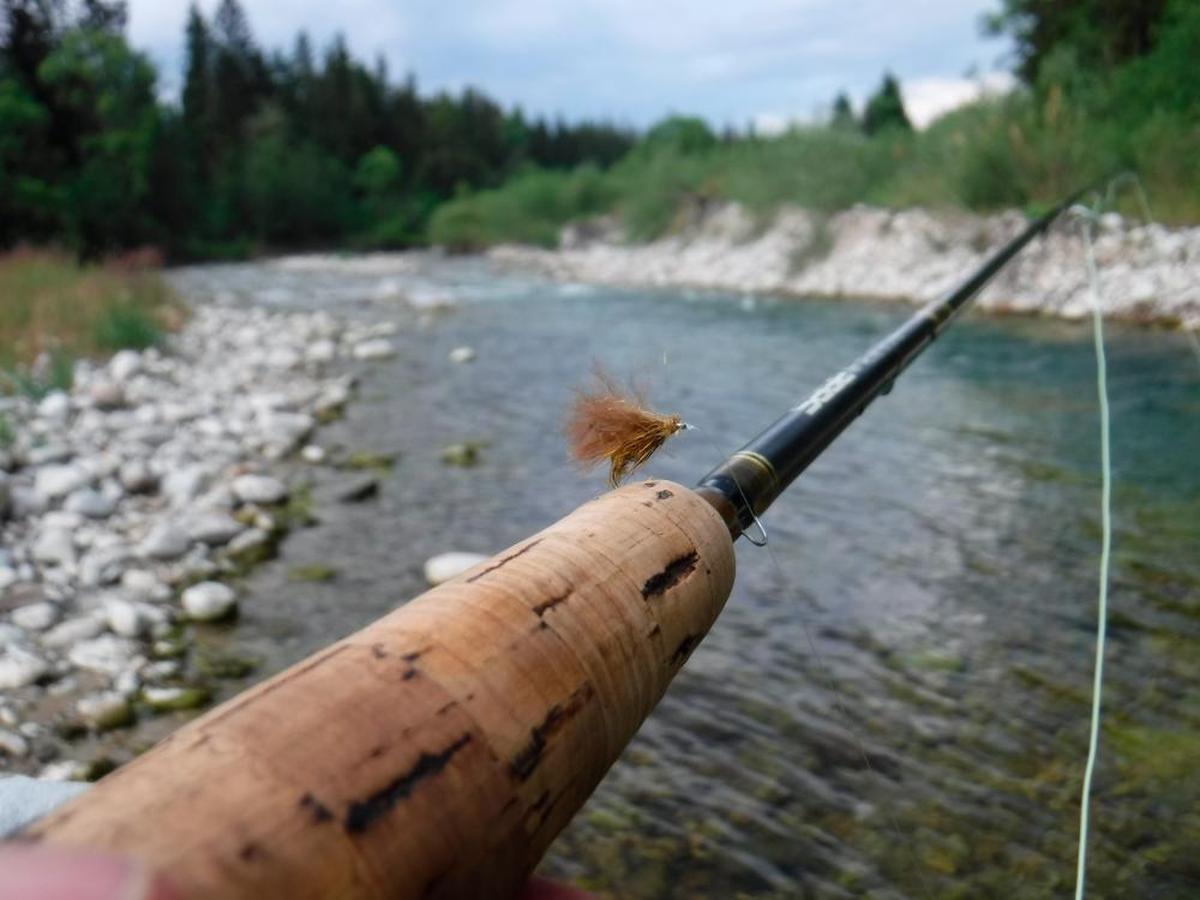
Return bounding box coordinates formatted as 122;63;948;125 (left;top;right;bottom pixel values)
695;192;1085;538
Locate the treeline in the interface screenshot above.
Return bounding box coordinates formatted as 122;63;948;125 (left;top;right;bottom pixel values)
432;0;1200;249
3;0;1197;260
0;0;634;258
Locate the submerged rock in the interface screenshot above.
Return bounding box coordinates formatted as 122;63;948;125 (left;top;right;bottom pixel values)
334;475;379;503
352;338;396;360
448;345;476;364
142;686;211;713
440;442;483;467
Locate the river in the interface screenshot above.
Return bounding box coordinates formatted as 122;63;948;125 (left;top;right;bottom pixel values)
165;254;1200;898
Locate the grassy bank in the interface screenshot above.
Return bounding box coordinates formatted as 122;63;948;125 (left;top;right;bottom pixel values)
0;249;180;396
429;87;1200;251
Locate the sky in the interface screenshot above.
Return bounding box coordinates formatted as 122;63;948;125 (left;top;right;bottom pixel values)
126;0;1016;131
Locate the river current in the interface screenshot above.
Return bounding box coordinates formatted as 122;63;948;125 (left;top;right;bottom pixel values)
167;254;1200;898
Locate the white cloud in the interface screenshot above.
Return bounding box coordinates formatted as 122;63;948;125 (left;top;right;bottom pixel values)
901;71;1016;128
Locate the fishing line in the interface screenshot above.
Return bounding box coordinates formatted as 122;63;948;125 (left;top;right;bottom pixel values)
1070;195;1115;900
688;424;932;897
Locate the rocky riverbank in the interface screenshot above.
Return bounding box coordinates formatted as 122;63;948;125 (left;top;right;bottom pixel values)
0;300;399;777
491;203;1200;328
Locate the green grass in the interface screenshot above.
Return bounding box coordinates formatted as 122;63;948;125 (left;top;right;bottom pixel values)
0;249;179;395
95;305;162;351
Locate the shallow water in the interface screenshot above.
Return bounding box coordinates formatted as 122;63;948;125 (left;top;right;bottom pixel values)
169;255;1200;898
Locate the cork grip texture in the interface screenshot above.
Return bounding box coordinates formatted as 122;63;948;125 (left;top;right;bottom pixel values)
24;480;736;899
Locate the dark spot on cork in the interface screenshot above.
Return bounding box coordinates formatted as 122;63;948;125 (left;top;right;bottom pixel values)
643;481;658;488
436;701;457;716
401;648;428;662
656;489;674;500
642;552;698;599
371;643;388;659
537;620;549;630
524;788;564;831
403;668;419;681
534;791;562;829
510;684;594;782
345;733;472;833
671;634;700;665
648;623;662;639
369;744;387;759
466;540;543;583
532;593;569;617
239;842;263;862
642;501;653;507
299;792;334;824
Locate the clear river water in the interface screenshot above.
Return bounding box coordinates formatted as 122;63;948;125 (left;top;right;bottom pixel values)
163;254;1199;898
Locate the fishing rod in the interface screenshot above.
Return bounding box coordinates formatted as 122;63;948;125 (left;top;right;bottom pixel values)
22;195;1083;900
697;189;1087;538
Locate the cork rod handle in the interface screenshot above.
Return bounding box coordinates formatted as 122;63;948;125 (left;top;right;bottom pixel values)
24;480;736;899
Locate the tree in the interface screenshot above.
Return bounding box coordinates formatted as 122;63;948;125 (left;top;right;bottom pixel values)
210;0;268;147
37;27;160;252
830;92;856;130
983;0;1171;84
861;73;911;135
642;115;716;154
0;76;59;244
181;7;211;151
354;145;401;200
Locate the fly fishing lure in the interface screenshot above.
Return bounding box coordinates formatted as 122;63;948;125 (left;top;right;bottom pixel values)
566;371;687;486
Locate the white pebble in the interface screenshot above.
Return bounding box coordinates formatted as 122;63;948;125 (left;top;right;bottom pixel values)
181;581;237;621
231;474;288;505
423;552;489;586
11;601;59;632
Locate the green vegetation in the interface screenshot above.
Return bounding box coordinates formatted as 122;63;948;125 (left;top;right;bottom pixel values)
193;645;260;680
0;249;175;394
336;450;397;472
1;0;1195;259
0;0;633;259
289;563;339;583
433;1;1200;248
